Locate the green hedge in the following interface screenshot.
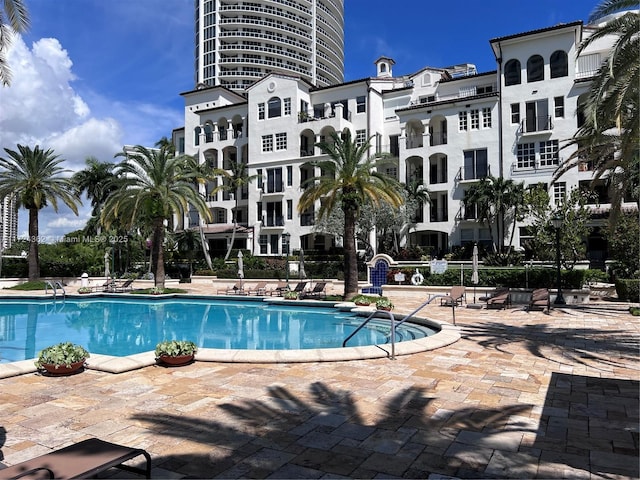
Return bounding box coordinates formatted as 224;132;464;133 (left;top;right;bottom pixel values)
385;267;593;289
615;279;640;302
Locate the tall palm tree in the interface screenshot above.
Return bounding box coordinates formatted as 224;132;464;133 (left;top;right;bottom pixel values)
213;160;259;260
298;131;403;299
101;145;212;288
0;144;80;279
72;156;117;217
464;176;525;256
556;2;639;217
0;0;29;86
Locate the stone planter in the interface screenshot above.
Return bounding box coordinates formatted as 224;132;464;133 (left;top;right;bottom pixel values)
157;354;194;366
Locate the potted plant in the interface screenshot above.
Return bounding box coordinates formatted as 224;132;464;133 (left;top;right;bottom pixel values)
77;286;92;294
352;294;374;306
283;290;299;300
35;342;90;375
155;340;197;366
375;297;394;311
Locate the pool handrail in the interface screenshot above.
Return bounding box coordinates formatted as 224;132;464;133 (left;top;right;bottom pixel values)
342;294;456;359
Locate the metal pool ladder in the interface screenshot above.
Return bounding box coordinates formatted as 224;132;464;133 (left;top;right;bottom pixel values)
342;294;456;360
45;280;66;300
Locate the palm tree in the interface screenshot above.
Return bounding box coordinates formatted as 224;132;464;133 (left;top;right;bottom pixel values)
298;131;403;299
556;2;639;217
213;160;259;260
101;145;212;288
0;145;80;279
0;0;29;86
464;176;525;257
72;157;117;217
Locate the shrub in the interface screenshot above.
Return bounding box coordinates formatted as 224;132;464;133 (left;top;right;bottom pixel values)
35;342;90;369
155;340;197;357
615;279;640;303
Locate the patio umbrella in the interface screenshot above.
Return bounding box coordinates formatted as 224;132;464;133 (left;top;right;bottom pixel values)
104;251;110;279
471;244;479;303
237;250;244;291
299;248;307;279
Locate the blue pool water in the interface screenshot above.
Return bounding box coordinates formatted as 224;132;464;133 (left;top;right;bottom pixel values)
0;297;436;362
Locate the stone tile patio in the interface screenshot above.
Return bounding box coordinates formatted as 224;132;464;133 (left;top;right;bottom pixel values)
0;286;638;479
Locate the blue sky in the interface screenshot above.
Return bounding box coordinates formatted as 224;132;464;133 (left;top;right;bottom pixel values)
0;0;595;239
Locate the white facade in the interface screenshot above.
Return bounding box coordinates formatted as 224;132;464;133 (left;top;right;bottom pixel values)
175;19;633;264
195;0;344;91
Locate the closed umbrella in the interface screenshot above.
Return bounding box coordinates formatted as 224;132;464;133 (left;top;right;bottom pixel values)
471;244;479;303
104;251;110;279
299;248;306;279
237;250;244;291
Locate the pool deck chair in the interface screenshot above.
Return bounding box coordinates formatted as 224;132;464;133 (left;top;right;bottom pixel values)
268;282;288;296
440;286;466;306
110;278;134;293
485;288;511;309
217;283;246;295
0;438;151;479
528;288;550;313
291;281;308;294
90;280;112;293
247;281;268;295
301;282;327;299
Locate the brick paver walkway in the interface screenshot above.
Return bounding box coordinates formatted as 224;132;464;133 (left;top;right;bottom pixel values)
0;288;638;479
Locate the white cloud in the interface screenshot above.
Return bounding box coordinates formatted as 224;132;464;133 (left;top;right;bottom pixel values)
0;34;181;241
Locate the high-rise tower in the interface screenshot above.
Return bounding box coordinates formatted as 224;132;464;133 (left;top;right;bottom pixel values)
194;0;344;91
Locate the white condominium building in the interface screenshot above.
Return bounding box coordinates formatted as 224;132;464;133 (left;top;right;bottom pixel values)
195;0;344;91
174;15;634;265
0;195;17;250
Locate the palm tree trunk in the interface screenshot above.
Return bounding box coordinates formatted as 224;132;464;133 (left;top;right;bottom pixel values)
343;207;359;300
28;207;39;280
152;217;165;288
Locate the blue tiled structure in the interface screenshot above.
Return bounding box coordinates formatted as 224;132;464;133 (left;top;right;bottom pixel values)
362;254;397;295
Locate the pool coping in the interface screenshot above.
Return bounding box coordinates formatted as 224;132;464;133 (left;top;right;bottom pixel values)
0;295;461;378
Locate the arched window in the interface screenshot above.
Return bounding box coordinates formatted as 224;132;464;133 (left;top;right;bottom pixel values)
504;59;521;86
527;55;544;82
550;50;568;78
194;126;201;146
204;124;213;143
268;97;281;118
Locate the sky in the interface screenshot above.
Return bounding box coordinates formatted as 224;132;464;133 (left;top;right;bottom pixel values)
0;0;597;241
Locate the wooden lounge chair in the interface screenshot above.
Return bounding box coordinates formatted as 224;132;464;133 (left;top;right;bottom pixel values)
110;278;134;293
0;438;151;479
529;288;550;312
486;288;511;309
217;282;245;295
440;286;466;306
301;282;327;299
247;281;268;295
268;282;288;296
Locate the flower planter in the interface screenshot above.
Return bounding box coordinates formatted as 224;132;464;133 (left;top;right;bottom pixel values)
157;354;194;366
40;360;86;376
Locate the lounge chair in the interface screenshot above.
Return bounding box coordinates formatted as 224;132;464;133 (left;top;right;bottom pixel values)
110;278;134;293
268;282;288;296
301;282;327;299
291;281;308;294
247;281;268;295
90;280;113;293
529;288;550;312
486;288;511;309
440;286;466;306
0;438;151;479
217;282;245;295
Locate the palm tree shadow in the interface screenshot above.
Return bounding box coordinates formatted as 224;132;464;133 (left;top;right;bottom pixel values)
460;321;639;370
132;382;535;478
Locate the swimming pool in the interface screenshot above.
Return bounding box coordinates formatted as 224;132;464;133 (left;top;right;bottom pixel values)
0;297;439;363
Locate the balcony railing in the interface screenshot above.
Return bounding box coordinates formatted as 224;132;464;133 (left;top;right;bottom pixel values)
262;215;285;227
520;116;553;134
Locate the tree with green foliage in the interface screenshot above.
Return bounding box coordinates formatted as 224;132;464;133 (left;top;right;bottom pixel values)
211;160;259;261
605;211;639;279
556;2;639;219
101;145;211;288
0;0;29;86
72;156;118;224
526;187;593;269
298;131;404;299
0;145;80;279
464;175;526;262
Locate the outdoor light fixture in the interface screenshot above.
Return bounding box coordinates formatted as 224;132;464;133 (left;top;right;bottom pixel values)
282;232;291;288
551;214;565;305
